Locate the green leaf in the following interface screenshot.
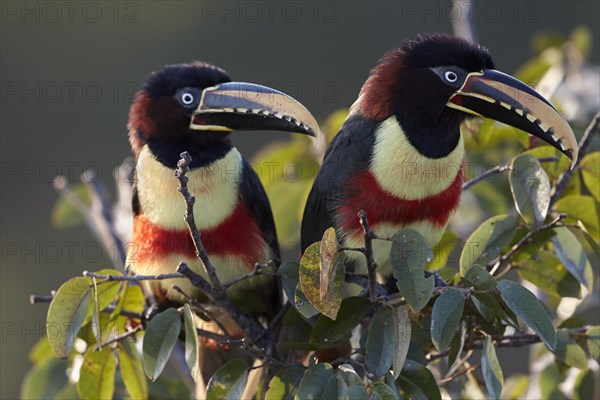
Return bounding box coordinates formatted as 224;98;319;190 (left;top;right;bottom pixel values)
390;229;435;312
580;152;600;200
207;359;248;400
299;241;345;319
143;308;181;381
431;288;465;352
310;297;371;346
510;154;551;227
463;265;497;290
295;363;334;400
183;304;199;381
482;336;503;399
517;251;581;298
28;337;55;366
343;384;368;399
46;277;92;358
51;183;91;228
393;306;411;378
77;347;117;400
555;330;588;369
570;25;593;58
551;228;594;291
266;363;305;400
447;322;467;372
20;358;68;400
397;360;441;400
554;195;600;241
366;307;398;379
118;341;148;400
573;368;596;400
586;326;600;360
472;292;518;327
371;382;399;400
460;215;517;275
338;364;362;386
497;280;556;351
511;228;557;264
429;231;459;270
500;374;529;400
319;227;340;300
539;363;566;399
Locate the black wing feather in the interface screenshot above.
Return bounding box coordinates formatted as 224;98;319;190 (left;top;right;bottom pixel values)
238;158;280;261
300;115;378;251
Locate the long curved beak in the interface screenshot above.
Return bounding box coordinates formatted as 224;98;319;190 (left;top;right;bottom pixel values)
447;69;578;168
189;82;320;138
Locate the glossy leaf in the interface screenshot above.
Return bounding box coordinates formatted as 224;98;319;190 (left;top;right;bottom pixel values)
586;326;600;360
447;322;467;372
390;229;435;312
279;261;319;319
299;241;344;319
463;265;497;290
366;307;398;379
46;277;92;358
310;297;371;346
554;195;599;241
431;288;465;352
118;341;148;400
338;364;362;386
143;308;181;381
183;304;199;381
206;359;248;400
555;330;588;369
397;360;441;400
266;363;305;400
580;152;600;200
481;336;503;399
295;363;334;400
509;154;551;227
393;306;411;378
77;347;117;400
517;251;581;298
372;382;399;400
497;280;556;351
460;215;517;275
551;228;594;291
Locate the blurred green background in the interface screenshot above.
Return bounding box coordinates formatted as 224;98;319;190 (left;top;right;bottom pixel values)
1;1;599;398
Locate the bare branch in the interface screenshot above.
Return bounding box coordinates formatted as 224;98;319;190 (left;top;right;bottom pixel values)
83;270;184;283
175;151;224;299
462;156;559;191
358;210;379;302
97;325;143;349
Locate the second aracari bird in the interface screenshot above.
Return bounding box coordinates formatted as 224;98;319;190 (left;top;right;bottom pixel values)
301;33;578;274
126;61;318;337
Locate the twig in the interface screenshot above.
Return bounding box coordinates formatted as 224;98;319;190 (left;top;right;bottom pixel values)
490;214;566;278
97;325;143;349
222;262;268;289
175;152;224;299
358;211;379;302
462;157;559;191
30;293;143;320
174;152;273;350
551;111;600;204
83;270;184;282
439;363;480;385
171;285;231;337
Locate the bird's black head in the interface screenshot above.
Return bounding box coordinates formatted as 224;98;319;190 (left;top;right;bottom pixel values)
357;33;577;162
128;62;232;165
128;61;319;167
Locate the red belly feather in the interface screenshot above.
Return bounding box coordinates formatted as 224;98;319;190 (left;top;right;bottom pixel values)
130;200;267;268
337;166;463;236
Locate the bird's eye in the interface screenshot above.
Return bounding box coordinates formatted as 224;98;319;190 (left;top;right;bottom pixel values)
181;92;195;105
444;71;458;83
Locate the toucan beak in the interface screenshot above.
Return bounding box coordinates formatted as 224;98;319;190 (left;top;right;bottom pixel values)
447;69;578;168
189;82;320;138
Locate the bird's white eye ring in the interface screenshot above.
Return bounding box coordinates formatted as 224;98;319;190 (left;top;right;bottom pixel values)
181;92;194;105
444;71;458;82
